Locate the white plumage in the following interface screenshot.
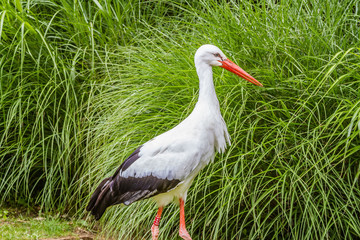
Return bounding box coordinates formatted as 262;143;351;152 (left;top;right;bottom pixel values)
86;44;263;240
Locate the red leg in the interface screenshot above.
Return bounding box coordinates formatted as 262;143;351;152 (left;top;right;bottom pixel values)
151;207;163;240
179;198;192;240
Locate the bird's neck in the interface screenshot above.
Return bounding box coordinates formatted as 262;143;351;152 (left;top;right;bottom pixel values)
196;63;220;110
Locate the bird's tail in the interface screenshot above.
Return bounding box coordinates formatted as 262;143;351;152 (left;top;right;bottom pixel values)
86;177;114;220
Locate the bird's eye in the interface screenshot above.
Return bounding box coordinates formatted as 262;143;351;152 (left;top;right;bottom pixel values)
213;53;221;58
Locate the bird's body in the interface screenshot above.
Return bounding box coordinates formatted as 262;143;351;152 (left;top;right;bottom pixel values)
86;44;262;240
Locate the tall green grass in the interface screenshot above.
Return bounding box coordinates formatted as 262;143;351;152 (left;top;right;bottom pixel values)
1;0;360;239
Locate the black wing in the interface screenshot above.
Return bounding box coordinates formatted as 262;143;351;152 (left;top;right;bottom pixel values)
86;146;180;220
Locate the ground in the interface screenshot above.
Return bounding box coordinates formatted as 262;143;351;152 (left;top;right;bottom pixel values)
0;207;97;240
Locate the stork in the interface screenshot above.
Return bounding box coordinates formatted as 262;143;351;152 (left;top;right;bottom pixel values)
86;44;263;240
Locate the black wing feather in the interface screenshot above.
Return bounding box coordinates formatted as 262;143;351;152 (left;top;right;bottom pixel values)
86;146;180;220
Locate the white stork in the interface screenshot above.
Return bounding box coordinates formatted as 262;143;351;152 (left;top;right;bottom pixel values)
86;44;263;240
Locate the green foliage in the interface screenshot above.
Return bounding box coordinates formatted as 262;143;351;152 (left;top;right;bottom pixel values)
0;209;8;221
0;0;360;239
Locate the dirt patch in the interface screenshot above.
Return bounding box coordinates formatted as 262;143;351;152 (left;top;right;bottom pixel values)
40;235;94;240
40;227;96;240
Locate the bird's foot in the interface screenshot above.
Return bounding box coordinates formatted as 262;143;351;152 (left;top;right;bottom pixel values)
179;228;192;240
151;224;159;240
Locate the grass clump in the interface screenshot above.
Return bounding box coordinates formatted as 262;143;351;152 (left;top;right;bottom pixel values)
0;0;360;239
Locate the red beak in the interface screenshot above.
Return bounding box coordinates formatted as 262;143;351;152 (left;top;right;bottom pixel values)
219;59;263;87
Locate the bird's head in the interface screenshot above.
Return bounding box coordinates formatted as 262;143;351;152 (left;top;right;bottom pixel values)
194;44;263;87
